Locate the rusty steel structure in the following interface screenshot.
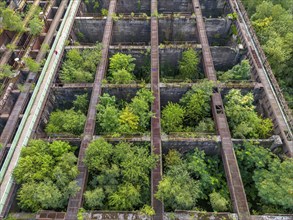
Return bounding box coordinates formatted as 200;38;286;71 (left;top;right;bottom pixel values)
192;0;250;219
65;0;117;219
0;0;292;219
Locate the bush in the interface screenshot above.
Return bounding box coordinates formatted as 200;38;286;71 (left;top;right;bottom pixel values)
13;140;79;212
60;43;102;83
209;191;229;212
179;49;200;79
83;139;157;210
23;57;40;72
0;64;15;79
218;60;251;81
225;89;273;138
0;5;24;32
162;102;185;133
45;109;86;136
111;69;134;84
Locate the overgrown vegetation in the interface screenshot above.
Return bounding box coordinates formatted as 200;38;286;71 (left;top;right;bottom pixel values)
0;64;15;80
45;94;89;136
224;89;273;139
241;0;293;108
0;2;24;33
108;53;136;84
23;57;40;72
96;88;154;134
161;48;202;82
13;140;79;212
60;43;102;83
161;80;215;134
83;138;157;210
28;6;44;36
218;60;251;81
235;142;293;214
155;149;231;212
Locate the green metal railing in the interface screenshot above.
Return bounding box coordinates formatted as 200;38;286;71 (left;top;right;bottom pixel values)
0;0;81;213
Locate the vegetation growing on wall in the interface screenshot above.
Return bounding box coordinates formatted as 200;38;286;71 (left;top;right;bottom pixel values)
28;6;44;36
224;89;273;139
83;138;157;210
13;140;79;212
235;142;293;214
0;2;24;33
60;43;102;83
155;149;231;212
161;80;215;134
96;88;154;134
217;60;251;81
241;0;293;108
108;53;136;84
45;94;89;136
0;64;15;80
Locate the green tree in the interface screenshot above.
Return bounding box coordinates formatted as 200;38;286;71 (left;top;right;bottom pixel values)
73;94;89;114
109;53;136;74
84;188;105;210
0;64;15;80
97;105;120;133
29;17;44;35
109;183;141;210
111;69;134;84
118;106;139;133
209;191;229;212
45;109;86;135
162;102;185;133
0;6;24;32
253;159;293;211
13;140;79;212
179;49;200;79
218;60;251;81
84;138;113;172
180;80;214;125
225;89;273;138
23;57;40;73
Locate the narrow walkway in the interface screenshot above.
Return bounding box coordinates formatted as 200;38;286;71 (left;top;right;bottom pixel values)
150;0;164;219
65;1;117;219
192;0;250;219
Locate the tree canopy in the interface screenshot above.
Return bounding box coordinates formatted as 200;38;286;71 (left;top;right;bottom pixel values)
156;149;230;212
235;142;293;213
96;88;154;134
224;89;273;139
13;140;79;212
179;49;200;80
60;43;102;83
83;139;157;210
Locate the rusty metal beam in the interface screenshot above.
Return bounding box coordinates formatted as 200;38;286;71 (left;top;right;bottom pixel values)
192;0;250;219
150;0;164;219
65;1;117;219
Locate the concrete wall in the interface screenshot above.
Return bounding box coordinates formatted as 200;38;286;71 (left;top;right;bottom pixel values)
73;18;232;45
158;0;193;13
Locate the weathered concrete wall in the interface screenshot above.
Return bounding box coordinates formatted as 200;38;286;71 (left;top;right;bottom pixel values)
200;0;230;18
211;46;240;71
73;18;232;45
158;0;193;13
112;20;150;44
159;18;198;43
73;19;106;44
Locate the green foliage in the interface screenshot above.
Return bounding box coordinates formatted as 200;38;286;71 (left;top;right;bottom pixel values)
194;118;215;133
162;102;185;133
23;57;40;72
0;64;15;80
84;139;157;210
96;88;154;134
0;5;24;32
209;192;229;212
140;205;155;216
29;8;44;36
45;109;86;136
13;140;79;212
225;89;273;138
73;93;89;114
179;49;200;79
180;80;214;125
109;53;136;74
218;60;251;81
242;0;293;109
235;142;293;213
111;69;134;84
60;43;102;83
156;149;230;211
101;8;108;16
